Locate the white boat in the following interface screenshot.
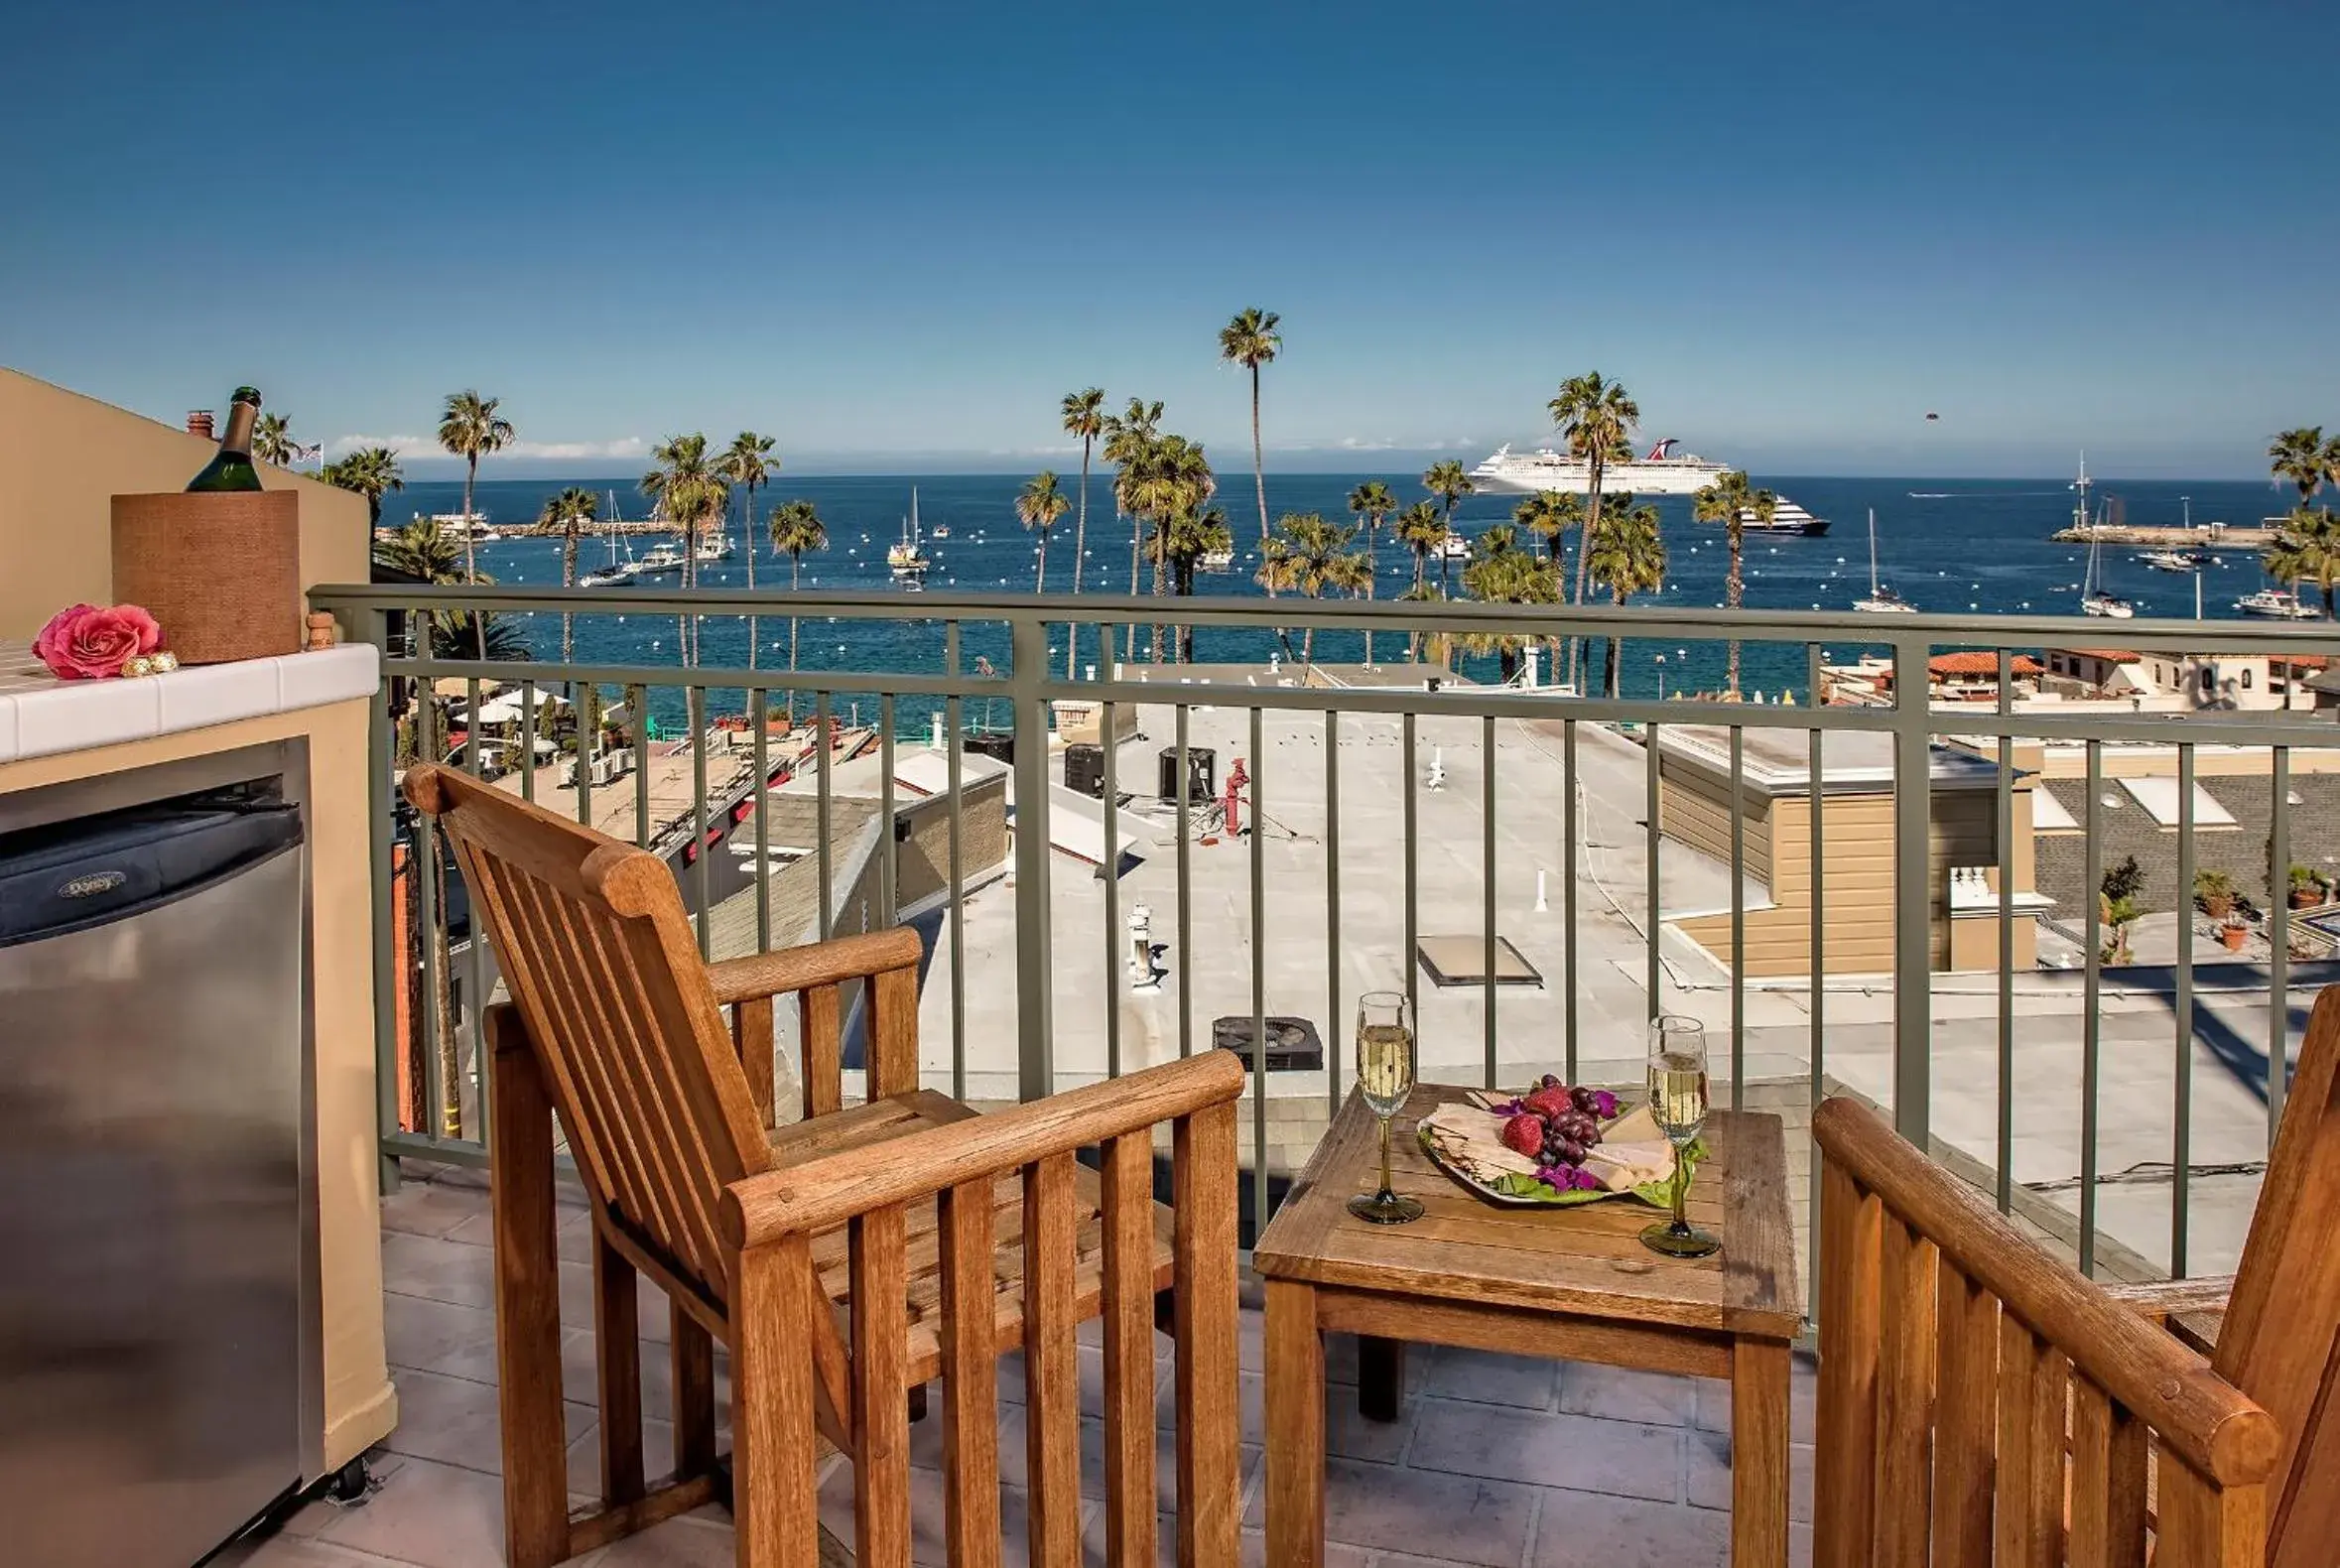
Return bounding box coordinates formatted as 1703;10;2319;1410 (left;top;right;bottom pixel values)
423;509;499;541
1728;497;1830;537
887;487;932;576
1198;547;1235;571
1434;530;1473;561
580;497;641;587
632;542;687;579
693;533;733;564
2235;587;2323;620
2073;458;2134;617
1853;509;1917;613
2139;548;2211;574
1472;436;1733;496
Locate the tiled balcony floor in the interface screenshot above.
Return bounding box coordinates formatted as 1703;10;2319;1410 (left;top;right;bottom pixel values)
226;1167;1817;1567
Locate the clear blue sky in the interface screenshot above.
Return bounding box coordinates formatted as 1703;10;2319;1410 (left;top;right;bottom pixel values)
4;1;2332;478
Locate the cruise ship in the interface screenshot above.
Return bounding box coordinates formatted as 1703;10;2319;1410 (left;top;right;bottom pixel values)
1720;497;1829;537
1471;437;1734;496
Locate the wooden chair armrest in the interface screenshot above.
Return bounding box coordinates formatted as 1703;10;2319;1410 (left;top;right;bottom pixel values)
706;927;921;1006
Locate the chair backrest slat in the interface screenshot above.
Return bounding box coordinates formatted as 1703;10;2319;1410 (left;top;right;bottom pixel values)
405;763;770;1307
848;1207;914;1568
1813;1159;1881;1568
936;1178;1002;1568
1875;1217;1936;1568
2215;986;2340;1568
2068;1378;2151;1567
1099;1129;1160;1568
1993;1319;2066;1568
802;983;844;1118
1172;1099;1243;1565
1022;1151;1084;1568
1929;1258;1999;1566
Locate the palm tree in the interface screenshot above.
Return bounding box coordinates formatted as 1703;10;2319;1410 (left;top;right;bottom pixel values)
1104;398;1163;658
1547;371;1640;687
1255;511;1368;667
541;487;598;663
253;411;299;467
718;433;777;666
1458;526;1558;683
1586;499;1669;697
1393;499;1448;662
1347;480;1397;665
768;500;830;710
1694;470;1766;698
1128;435;1215;661
1512;489;1585;672
1219;309;1281;551
2270;427;2330;504
1016;471;1070;593
1162;503;1235;659
2265;506;2340;619
322;446;405;528
1062;389;1106;609
642;434;726;663
1423;460;1476;598
372;513;463;585
437;392;515;652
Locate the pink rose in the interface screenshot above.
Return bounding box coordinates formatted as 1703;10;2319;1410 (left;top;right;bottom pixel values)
34;602;165;680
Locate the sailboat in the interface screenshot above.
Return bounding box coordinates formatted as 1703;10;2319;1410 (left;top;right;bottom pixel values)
2068;463;2132;617
887;487;932;576
580;489;642;586
1853;509;1916;612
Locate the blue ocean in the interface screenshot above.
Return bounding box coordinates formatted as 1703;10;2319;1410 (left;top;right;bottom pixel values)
372;471;2308;725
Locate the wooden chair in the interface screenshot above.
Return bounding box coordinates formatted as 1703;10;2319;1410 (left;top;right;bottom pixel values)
1811;981;2340;1566
402;763;1247;1567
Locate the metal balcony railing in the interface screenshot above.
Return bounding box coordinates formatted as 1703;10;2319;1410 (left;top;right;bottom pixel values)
310;581;2339;1299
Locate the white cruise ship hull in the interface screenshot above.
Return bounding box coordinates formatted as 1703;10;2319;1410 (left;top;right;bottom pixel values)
1471;447;1731;496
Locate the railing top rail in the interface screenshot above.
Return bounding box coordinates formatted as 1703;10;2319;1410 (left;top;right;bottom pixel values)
309;581;2340;651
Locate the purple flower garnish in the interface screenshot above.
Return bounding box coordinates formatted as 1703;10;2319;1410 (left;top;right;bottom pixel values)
1535;1164;1604;1193
1493;1098;1525;1116
1591;1090;1620;1119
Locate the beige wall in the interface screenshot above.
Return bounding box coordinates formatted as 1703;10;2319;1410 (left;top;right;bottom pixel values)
0;367;370;639
896;778;1008;908
0;699;395;1472
1672;784;2041;979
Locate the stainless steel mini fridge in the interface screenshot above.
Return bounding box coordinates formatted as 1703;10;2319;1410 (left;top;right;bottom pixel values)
0;741;321;1567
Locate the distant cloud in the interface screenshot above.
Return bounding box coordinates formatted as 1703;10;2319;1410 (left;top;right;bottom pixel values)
325;433;648;461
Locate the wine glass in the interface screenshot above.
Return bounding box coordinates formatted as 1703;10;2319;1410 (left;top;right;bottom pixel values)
1640;1014;1721;1258
1347;991;1424;1225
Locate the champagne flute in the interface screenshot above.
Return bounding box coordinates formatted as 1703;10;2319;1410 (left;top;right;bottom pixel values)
1347;991;1424;1225
1640;1014;1722;1258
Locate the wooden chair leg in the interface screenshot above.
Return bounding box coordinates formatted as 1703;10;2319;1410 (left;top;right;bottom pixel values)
673;1302;718;1479
488;1010;572;1568
592;1228;646;1503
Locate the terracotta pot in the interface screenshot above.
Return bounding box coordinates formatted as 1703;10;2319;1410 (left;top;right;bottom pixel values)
2219;925;2250;952
2200;893;2235;920
2291;886;2323;911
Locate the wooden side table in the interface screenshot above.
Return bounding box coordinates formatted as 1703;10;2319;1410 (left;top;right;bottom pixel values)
1254;1084;1801;1567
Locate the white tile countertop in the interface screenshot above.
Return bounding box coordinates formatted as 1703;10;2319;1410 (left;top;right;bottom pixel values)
0;640;381;763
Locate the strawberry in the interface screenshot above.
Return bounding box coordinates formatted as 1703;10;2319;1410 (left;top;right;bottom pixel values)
1522;1086;1574;1123
1500;1112;1546;1159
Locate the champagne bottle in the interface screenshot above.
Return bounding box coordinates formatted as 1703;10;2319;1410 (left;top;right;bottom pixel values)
186;386;264;492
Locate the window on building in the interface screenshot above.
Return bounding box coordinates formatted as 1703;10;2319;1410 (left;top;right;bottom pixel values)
2242;668;2254;690
2201;667;2215;695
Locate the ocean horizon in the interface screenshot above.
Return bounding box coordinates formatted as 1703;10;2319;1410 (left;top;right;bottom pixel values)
365;470;2316;724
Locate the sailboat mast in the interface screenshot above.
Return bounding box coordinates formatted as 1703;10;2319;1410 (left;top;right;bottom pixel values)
1867;509;1881;595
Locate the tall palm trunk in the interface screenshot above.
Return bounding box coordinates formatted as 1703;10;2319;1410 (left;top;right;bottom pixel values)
787;553;803;721
1725;519;1746;699
1126;505;1142;661
1363;521;1377;666
1568;462;1605;691
744;483;760;672
460;456;483;742
1035;525;1048;595
1408;552;1428;662
1069;438;1091;679
1149;517;1169;663
561;524;578;664
1250;366;1269;548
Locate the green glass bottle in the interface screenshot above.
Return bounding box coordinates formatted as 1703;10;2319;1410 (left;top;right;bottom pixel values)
186;386;264;491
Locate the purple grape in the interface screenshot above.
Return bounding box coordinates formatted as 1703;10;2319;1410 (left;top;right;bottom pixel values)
1556;1138;1586;1165
1570;1085;1598;1112
1541;1073;1562;1090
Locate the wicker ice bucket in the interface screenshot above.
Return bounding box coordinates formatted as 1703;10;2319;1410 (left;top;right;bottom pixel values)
111;490;303;664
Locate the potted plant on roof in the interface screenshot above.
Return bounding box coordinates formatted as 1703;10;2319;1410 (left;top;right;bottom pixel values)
2290;864;2326;911
2099;854;2145;967
2218;914;2252;953
2194;868;2238;920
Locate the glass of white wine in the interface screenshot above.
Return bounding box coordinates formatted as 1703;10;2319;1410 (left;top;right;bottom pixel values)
1640;1014;1722;1258
1348;990;1424;1225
